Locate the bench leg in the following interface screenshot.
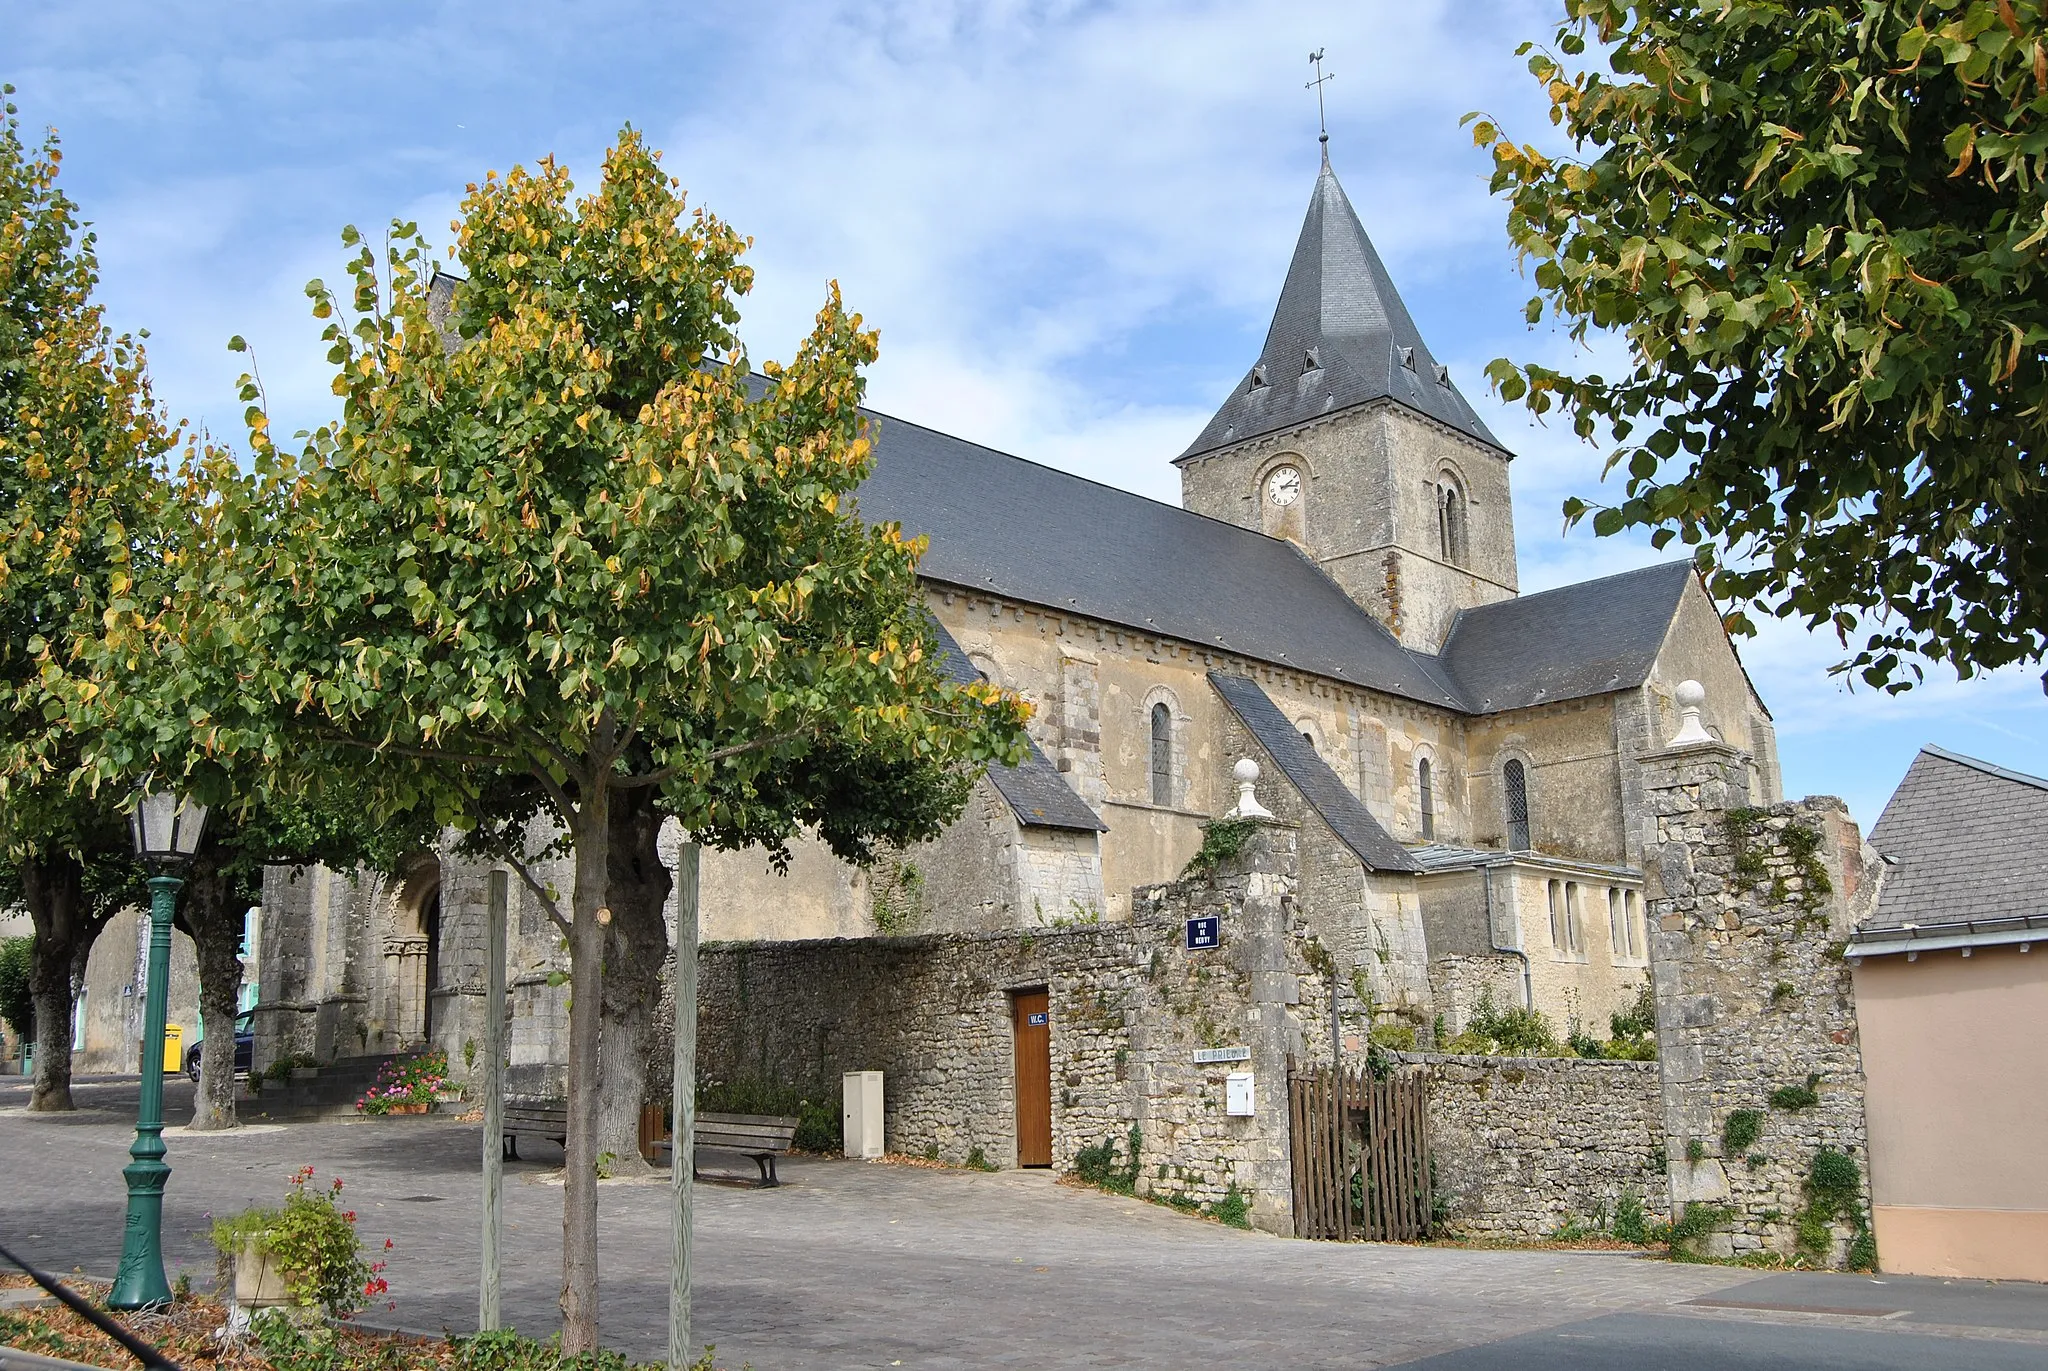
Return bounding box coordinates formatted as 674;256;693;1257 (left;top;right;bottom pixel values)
506;1135;519;1161
755;1153;779;1188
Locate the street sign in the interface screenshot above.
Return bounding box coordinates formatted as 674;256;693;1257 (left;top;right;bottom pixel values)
1193;1046;1251;1065
1186;916;1220;950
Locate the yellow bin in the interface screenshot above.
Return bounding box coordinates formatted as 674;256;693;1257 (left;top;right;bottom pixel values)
161;1024;182;1077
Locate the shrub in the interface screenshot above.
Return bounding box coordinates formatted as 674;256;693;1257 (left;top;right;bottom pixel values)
356;1050;448;1114
1209;1183;1252;1230
1367;1023;1416;1051
1721;1108;1765;1156
1182;817;1259;877
218;1167;388;1318
1769;1073;1821;1111
266;1052;316;1084
695;1078;842;1152
1464;988;1559;1055
964;1146;996;1172
1612;1191;1648;1245
1073;1125;1143;1195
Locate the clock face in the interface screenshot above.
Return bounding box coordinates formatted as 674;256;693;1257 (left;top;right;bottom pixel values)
1265;465;1302;508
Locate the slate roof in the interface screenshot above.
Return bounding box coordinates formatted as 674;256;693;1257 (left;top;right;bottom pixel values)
1865;746;2048;933
1208;672;1420;872
1178;155;1505;462
1434;561;1697;713
927;619;1106;833
854;414;1466;711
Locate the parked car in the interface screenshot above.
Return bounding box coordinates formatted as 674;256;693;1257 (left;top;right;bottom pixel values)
184;1012;254;1082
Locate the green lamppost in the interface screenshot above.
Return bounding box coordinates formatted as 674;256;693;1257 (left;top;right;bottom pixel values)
108;786;208;1310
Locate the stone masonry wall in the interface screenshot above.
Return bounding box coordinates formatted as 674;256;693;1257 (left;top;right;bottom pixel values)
1644;741;1879;1266
693;822;1323;1235
1407;1053;1667;1239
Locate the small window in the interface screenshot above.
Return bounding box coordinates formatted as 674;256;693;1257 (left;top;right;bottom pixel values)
1565;882;1583;955
1418;758;1435;840
1149;702;1174;807
1304;346;1321;371
1302;731;1316;752
1608;889;1626;957
1626;890;1642;958
1547;880;1566;950
1504;759;1530;850
1250;364;1268;391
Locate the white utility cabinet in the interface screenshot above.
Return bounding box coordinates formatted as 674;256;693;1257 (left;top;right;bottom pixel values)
843;1070;885;1158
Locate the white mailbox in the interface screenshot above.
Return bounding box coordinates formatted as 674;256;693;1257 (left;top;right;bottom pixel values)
1225;1071;1256;1117
843;1070;885;1158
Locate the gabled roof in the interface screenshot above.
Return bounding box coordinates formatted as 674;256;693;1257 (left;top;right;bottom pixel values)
855;414;1467;711
1178;155;1505;463
927;620;1106;833
1208;672;1420;873
1864;746;2048;933
1434;561;1695;713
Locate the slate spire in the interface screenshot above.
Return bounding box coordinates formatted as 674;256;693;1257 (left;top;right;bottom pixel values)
1178;158;1505;461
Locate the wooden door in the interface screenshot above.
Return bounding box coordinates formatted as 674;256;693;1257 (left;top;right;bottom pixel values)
1012;989;1053;1167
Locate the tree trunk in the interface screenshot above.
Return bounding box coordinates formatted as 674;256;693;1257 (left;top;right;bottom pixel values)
181;860;243;1131
560;779;609;1355
22;851;96;1113
597;789;672;1175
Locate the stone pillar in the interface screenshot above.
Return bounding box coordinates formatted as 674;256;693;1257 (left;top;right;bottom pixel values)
1641;739;1877;1266
1236;819;1305;1237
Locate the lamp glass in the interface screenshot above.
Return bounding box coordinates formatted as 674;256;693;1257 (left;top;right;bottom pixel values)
132;789;208;860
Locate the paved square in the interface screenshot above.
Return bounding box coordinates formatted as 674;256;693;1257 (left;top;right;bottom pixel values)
3;1078;2041;1369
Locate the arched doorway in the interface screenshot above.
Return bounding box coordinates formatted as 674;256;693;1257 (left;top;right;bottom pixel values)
382;857;443;1048
420;884;442;1042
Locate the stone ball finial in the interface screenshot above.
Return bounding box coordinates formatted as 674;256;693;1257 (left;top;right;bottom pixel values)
1229;756;1274;820
1667;678;1715;747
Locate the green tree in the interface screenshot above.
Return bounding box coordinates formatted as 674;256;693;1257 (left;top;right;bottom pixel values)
178;131;1027;1351
0;935;31;1048
0;88;170;1110
1472;1;2048;689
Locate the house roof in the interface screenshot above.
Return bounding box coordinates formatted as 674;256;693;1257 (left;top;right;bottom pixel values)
1177;154;1505;463
1864;746;2048;934
1208;672;1420;873
855;413;1467;711
1434;561;1697;713
927;619;1107;833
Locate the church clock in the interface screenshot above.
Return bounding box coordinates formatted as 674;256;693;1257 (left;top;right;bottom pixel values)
1265;465;1301;507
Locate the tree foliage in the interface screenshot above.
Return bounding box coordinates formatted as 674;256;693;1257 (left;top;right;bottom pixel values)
171;129;1029;1349
1472;1;2048;688
0;86;173;1108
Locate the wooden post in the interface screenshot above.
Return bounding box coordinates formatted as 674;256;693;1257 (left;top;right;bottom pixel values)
667;841;701;1370
480;869;507;1332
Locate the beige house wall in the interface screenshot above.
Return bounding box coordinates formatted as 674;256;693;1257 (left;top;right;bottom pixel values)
78;905;203;1075
1854;946;2048;1281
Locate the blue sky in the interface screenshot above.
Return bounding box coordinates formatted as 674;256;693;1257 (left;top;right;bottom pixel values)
7;0;2043;829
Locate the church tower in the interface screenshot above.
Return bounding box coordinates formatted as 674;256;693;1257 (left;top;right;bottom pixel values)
1177;154;1518;652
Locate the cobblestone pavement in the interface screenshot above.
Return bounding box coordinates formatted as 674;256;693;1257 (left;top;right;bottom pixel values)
3;1078;2042;1369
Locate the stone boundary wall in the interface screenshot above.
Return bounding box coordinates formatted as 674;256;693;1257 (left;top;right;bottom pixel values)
691;822;1326;1235
1644;743;1878;1266
1396;1052;1667;1239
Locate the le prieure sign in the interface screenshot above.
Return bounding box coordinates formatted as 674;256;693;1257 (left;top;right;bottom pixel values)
1192;1046;1251;1065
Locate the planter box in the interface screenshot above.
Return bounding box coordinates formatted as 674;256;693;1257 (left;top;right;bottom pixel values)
387;1102;429;1115
234;1237;289;1310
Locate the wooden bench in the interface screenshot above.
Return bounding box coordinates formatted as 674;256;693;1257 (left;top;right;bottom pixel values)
655;1112;800;1187
502;1100;567;1160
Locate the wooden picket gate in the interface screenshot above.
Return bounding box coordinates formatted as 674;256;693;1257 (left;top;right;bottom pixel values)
1288;1064;1432;1241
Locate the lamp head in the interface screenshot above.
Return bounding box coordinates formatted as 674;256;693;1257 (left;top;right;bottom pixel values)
131;786;209;866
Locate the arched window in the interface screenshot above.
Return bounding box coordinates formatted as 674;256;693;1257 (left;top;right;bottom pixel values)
1150;702;1174;807
1547;880;1566;950
1503;759;1530;850
1436;475;1468;566
1608;888;1627;957
1564;882;1583;955
1625;890;1642;958
1418;758;1435;840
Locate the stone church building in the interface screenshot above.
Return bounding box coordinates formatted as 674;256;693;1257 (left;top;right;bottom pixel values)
255;155;1780;1089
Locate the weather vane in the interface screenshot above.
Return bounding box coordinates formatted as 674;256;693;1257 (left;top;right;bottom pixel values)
1306;49;1335;147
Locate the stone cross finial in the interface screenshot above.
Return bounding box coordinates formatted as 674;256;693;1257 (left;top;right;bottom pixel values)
1230;757;1274;820
1666;679;1715;747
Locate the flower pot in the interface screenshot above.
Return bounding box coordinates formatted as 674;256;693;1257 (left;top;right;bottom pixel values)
234;1236;289;1310
389;1102;429;1115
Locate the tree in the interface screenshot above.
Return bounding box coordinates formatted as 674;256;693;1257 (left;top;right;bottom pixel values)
182;130;1028;1352
1472;1;2048;689
0;88;175;1110
0;935;31;1048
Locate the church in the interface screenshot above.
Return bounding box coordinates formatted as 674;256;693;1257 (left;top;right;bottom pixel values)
254;153;1780;1082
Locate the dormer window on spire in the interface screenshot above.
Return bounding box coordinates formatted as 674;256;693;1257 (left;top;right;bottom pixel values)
1250;364;1269;392
1304;346;1321;372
